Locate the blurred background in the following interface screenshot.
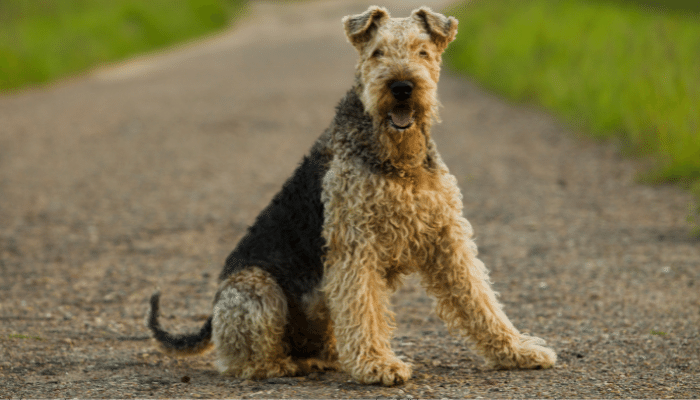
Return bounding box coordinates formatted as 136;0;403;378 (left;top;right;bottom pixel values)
1;2;699;397
0;0;248;91
1;0;698;233
444;0;700;233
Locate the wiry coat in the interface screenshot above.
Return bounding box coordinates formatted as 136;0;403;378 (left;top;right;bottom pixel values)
147;5;556;386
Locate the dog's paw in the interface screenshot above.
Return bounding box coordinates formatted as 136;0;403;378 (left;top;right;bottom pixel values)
516;335;557;369
299;358;340;373
353;357;412;386
489;335;557;370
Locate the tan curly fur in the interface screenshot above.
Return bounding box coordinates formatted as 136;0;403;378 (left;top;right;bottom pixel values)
322;6;556;385
211;267;298;379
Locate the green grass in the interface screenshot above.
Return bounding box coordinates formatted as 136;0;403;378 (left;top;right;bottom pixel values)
444;0;700;232
0;0;247;92
7;333;43;340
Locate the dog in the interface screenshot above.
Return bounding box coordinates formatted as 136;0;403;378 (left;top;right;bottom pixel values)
147;5;556;386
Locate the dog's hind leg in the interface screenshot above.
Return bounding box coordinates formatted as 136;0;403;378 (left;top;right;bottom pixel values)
212;267;301;379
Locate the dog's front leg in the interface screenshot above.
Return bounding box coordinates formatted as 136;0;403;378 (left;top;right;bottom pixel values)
421;217;557;370
322;242;412;386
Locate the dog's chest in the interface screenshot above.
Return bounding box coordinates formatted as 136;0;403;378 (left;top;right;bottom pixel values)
322;159;464;265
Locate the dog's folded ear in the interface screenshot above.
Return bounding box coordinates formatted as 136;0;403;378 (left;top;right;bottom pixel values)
411;7;458;51
343;6;390;50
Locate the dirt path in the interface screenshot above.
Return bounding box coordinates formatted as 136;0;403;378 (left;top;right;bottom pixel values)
1;0;698;397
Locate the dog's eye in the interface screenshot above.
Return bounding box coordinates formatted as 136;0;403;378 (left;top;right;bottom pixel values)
419;50;429;58
371;49;384;58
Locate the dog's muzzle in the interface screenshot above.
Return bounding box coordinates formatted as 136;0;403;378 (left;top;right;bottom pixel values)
388;81;415;130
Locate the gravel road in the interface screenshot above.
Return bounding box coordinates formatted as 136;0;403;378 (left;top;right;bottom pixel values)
1;0;698;398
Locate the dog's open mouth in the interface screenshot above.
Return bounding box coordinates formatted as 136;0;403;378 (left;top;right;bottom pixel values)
388;104;414;130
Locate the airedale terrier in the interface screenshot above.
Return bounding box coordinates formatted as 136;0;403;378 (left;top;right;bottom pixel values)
147;6;557;386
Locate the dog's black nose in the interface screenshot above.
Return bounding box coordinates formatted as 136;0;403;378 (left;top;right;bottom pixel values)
389;81;413;101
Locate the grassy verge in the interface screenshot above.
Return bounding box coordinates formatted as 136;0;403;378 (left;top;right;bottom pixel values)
444;0;700;233
0;0;247;92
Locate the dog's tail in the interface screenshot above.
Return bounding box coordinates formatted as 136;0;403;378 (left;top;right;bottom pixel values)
147;292;214;356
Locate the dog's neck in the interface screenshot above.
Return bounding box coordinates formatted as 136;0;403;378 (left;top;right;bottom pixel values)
376;120;430;171
330;88;438;188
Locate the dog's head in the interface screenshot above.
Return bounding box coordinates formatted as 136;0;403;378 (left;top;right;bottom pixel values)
342;6;458;132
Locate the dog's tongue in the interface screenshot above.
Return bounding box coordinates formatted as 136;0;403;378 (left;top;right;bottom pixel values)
390;108;413;128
